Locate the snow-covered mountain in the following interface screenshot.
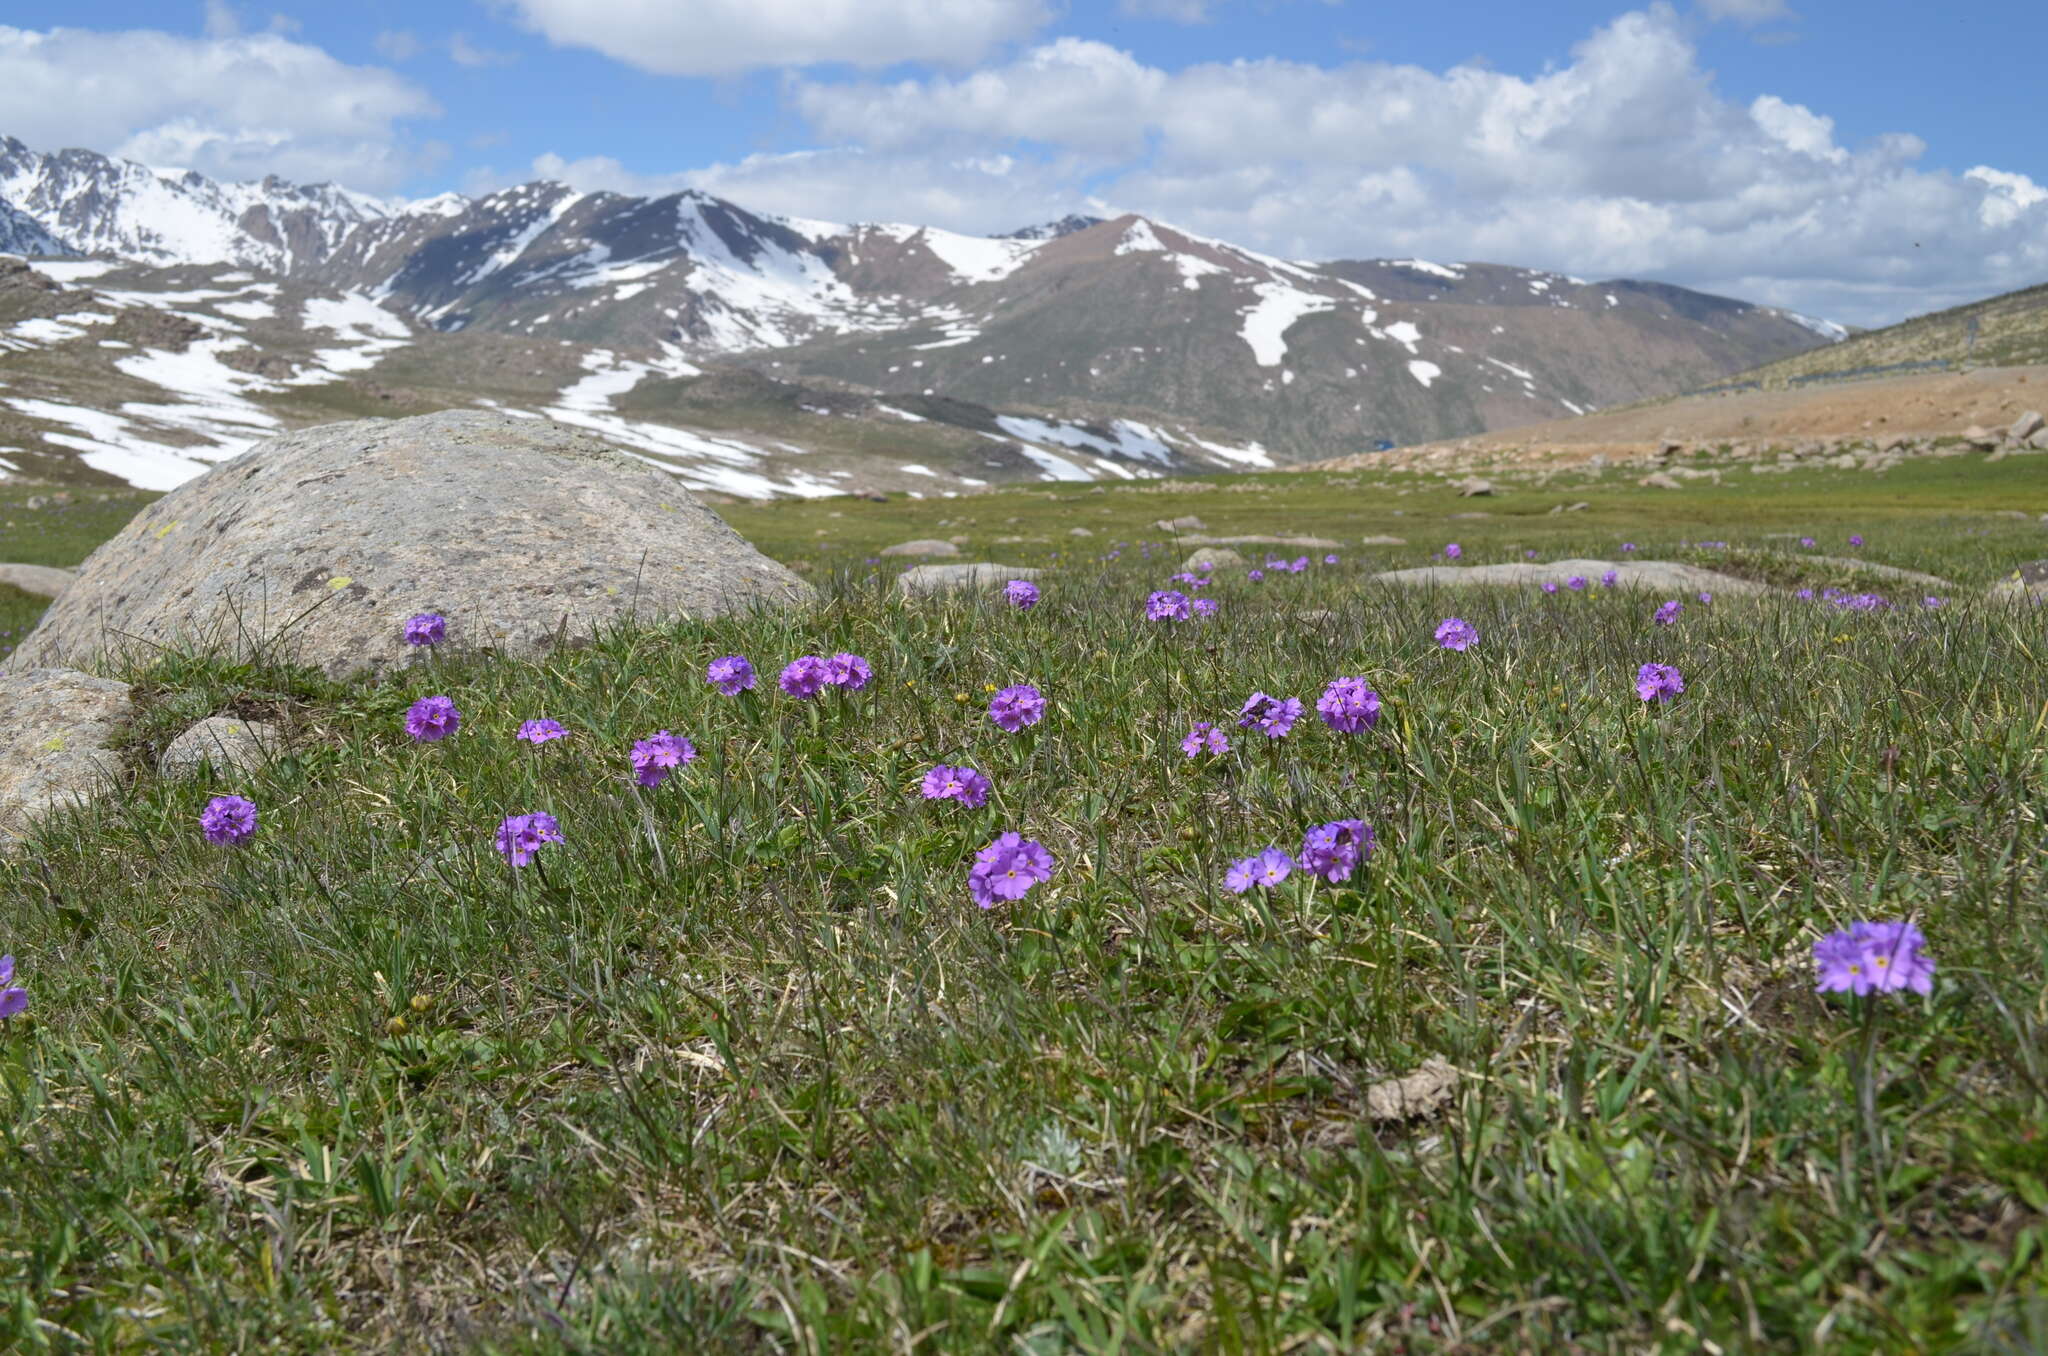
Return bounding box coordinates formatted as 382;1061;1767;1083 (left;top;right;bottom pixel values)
0;133;1844;492
0;198;65;257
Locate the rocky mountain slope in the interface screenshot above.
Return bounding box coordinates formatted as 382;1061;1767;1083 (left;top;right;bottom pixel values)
1730;278;2048;386
0;133;1844;494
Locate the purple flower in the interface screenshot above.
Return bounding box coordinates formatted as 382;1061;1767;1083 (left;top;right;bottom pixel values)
406;695;461;742
1697;591;1713;605
1814;920;1934;997
1435;617;1478;651
630;730;697;788
1601;570;1619;587
1621;542;1637;553
1005;579;1041;610
1224;847;1294;894
200;794;258;845
1566;576;1588;591
1146;590;1193;621
1237;692;1304;739
1289;556;1309;574
1317;676;1382;733
1247;569;1265;582
1796;588;1815;600
826;652;873;691
707;655;756;695
921;764;992;808
0;954;24;1020
1181;722;1231;758
968;832;1056;908
1541;580;1560;595
1323;554;1340;565
1299;819;1375;884
1635;662;1685;703
779;655;830;697
1192;597;1219;618
495;811;564;868
1653;600;1682;627
1444;542;1462;560
1849;534;1864;547
1800;536;1816;548
989;684;1046;732
517;718;567;744
1169;571;1208;588
1524;549;1537;560
1831;592;1891;612
1922;595;1946;609
403;612;447;647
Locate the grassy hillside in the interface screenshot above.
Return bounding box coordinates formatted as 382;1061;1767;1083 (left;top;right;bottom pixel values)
3;464;2048;1348
1733;278;2048;387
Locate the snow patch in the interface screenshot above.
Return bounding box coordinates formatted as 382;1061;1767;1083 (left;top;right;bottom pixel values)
1391;258;1464;280
1239;282;1335;366
1407;360;1442;388
1382;320;1421;353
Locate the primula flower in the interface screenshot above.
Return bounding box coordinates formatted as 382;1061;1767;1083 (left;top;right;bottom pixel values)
1181;722;1231;757
1541;581;1560;595
707;655;756;695
1289;556;1309;573
1567;576;1588;592
989;684;1046;732
403;612;447;646
1635;663;1685;703
1814;920;1934;996
826;652;873;691
1324;554;1340;565
200;794;258;845
1224;847;1294;894
1601;570;1619;587
1444;543;1462;559
779;655;830;697
1923;596;1946;609
1849;534;1864;547
1299;819;1375;884
1192;597;1219;618
1247;569;1265;582
968;832;1056;908
495;811;564;867
1653;600;1683;626
1800;536;1817;548
1146;590;1193;621
1621;542;1638;553
1435;617;1478;651
1796;588;1815;600
1697;591;1713;605
517;718;567;744
921;764;992;808
406;695;461;742
1832;593;1891;612
630;730;696;787
1237;692;1303;739
0;955;25;1021
1317;676;1381;733
1005;579;1041;610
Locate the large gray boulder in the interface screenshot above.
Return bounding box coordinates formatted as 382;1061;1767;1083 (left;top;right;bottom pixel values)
1182;534;1343;550
4;411;814;680
1180;548;1245;571
894;563;1041;598
0;668;132;847
1373;559;1772;596
1796;555;1953;589
0;564;75;599
1989;560;2048;601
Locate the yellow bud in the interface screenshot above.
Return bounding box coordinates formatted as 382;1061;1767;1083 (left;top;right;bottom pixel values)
983;682;998;693
955;691;970;703
385;1016;408;1036
409;993;432;1013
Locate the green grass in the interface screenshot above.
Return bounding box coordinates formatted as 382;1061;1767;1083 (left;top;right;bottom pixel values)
4;468;2048;1349
0;487;159;661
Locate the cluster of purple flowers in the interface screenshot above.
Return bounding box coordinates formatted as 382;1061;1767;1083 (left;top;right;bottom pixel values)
1238;692;1304;739
1813;920;1934;996
1435;617;1478;651
1829;592;1892;612
921;765;992;808
1601;570;1619;587
0;955;24;1021
1005;579;1041;610
1224;848;1294;892
1181;722;1231;757
1635;663;1685;703
403;613;447;647
630;730;697;787
1653;600;1683;626
518;718;567;744
1262;555;1310;574
989;684;1046;732
780;652;873;697
1444;543;1462;560
1169;571;1210;589
1225;819;1374;892
406;695;462;741
200;794;259;845
495;811;564;867
1316;676;1381;733
1146;590;1193;621
968;833;1056;908
707;655;757;695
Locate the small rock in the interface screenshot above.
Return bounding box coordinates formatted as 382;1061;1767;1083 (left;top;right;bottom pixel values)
0;668;133;848
1989;560;2048;601
24;496;47;511
0;563;77;599
159;716;281;780
1180;534;1343;549
1068;526;1094;537
878;539;962;558
992;535;1048;545
2013;411;2045;444
2029;428;2048;452
1449;511;1491;520
1962;425;2001;451
893;563;1042;598
1358;535;1408;546
1639;472;1682;490
1154;515;1207;532
1180;548;1245;571
1364;1057;1460;1122
1456;478;1495;497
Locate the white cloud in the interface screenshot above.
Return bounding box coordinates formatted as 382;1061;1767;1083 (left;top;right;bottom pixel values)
768;7;2046;326
0;24;438;191
1119;0;1214;20
503;0;1050;76
1696;0;1794;21
374;29;422;61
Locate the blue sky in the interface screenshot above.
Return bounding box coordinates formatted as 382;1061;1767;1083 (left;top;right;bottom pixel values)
3;0;2045;325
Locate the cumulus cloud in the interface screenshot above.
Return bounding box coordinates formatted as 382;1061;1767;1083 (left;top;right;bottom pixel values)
0;24;438;191
769;7;2046;325
502;0;1050;76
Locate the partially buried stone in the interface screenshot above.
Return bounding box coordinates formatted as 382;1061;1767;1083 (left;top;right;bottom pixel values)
0;667;133;849
159;716;282;780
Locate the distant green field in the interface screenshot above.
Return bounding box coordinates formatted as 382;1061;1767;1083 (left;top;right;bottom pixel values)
3;455;2048;1349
